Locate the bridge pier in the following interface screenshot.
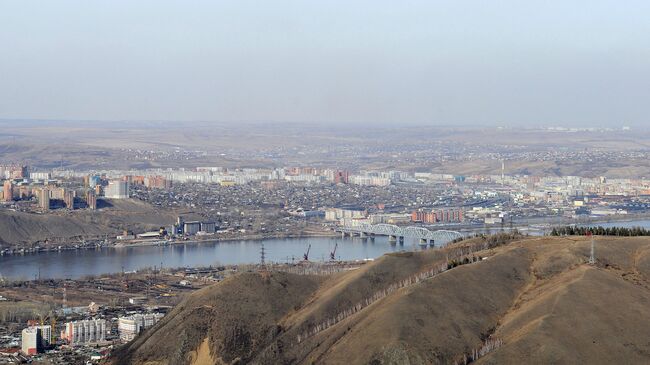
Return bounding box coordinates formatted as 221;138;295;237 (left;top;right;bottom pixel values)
339;224;463;247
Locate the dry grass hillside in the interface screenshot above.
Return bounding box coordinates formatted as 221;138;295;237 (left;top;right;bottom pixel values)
0;199;197;248
108;236;650;365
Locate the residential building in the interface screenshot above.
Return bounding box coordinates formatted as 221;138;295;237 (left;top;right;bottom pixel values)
39;188;50;210
118;313;164;342
62;319;107;345
2;180;12;202
21;325;50;355
105;180;129;199
86;190;97;210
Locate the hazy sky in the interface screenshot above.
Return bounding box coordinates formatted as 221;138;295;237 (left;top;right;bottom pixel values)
1;1;649;127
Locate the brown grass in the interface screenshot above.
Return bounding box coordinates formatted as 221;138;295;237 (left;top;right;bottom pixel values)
109;236;650;365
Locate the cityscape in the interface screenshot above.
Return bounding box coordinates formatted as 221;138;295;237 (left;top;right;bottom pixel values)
3;142;650;363
2;159;650;254
2;1;650;364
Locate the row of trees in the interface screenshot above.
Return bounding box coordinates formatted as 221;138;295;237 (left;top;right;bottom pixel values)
296;244;490;344
550;226;650;237
454;337;503;365
295;260;451;344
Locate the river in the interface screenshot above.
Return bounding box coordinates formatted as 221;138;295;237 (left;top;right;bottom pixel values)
0;236;441;280
4;219;650;280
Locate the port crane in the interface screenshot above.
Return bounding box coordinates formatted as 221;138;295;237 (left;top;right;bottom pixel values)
330;243;338;261
303;244;311;261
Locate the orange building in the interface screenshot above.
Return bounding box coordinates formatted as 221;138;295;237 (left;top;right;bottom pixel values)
2;180;13;202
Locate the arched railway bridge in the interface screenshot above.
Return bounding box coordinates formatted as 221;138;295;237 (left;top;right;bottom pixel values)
337;222;464;247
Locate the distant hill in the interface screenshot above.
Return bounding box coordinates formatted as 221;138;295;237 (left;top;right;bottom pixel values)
0;199;194;248
107;235;650;364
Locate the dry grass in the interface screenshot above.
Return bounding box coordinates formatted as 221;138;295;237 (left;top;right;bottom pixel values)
109;236;650;365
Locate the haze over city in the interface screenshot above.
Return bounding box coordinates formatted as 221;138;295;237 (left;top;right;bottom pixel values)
2;1;650;127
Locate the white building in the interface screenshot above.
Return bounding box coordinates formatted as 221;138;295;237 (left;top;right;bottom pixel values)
349;175;391;187
105;180;129;199
118;313;164;342
29;172;51;181
325;208;367;221
21;325;51;355
62;319;107;345
22;327;40;355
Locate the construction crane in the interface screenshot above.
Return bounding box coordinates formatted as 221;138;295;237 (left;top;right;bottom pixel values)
303;244;311;261
330;243;338;261
38;311;57;342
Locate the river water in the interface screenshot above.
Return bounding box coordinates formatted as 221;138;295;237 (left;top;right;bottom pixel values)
3;219;650;280
0;236;439;280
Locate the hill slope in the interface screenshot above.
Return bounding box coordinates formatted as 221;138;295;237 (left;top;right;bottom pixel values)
109;236;650;365
0;199;192;248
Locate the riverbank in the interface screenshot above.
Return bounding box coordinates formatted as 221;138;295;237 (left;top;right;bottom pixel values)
114;230;340;248
4;213;650;257
0;229;339;256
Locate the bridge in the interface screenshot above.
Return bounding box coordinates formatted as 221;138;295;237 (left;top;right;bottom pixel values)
337;222;464;247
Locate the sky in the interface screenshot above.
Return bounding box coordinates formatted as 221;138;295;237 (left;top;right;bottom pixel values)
1;1;649;127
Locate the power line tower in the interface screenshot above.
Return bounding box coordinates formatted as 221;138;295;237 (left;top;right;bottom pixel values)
260;243;266;266
587;232;595;265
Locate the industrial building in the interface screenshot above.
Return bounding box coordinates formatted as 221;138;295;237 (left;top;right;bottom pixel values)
200;221;217;233
183;221;201;235
61;319;107;346
118;313;164;342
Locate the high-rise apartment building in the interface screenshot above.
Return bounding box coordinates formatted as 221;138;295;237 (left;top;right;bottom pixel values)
64;189;75;209
39;188;50;210
104;180;129;199
2;180;13;202
86;190;97;210
62;319;106;345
